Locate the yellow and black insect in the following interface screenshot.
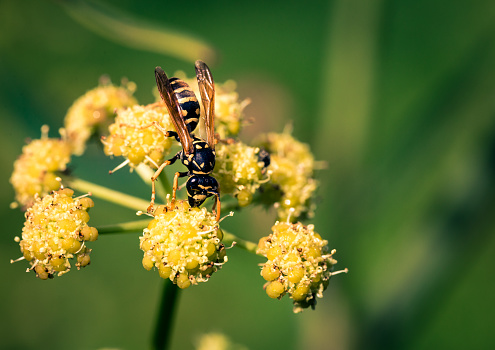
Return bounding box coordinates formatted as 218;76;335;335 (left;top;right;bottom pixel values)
149;60;221;221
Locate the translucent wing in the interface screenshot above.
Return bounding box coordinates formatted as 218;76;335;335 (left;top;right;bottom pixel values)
155;66;194;154
195;60;216;149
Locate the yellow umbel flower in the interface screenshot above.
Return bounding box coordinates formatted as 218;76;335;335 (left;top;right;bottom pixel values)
257;220;346;313
139;200;226;289
213;141;270;207
256;131;318;221
10;126;72;208
62;80;137;156
12;188;98;279
102;104;174;168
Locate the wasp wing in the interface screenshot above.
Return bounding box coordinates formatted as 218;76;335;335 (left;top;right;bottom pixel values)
155;66;194;154
195;60;216;150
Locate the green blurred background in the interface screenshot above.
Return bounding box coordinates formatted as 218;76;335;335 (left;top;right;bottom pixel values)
1;0;495;349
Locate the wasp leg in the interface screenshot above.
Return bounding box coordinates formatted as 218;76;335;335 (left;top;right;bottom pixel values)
171;171;189;208
150;123;180;141
118;121;178;141
148;153;180;213
208;190;221;222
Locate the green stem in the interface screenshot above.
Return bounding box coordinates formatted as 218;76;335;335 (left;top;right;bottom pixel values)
68;178;150;211
222;230;259;255
96;219;150;234
152;281;180;350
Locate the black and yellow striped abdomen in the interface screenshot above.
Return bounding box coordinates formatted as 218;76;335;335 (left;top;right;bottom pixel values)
169;77;200;134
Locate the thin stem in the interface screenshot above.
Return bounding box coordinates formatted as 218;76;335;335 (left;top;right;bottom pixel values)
68;178;149;211
152;281;180;350
222;230;259;255
96;219;150;234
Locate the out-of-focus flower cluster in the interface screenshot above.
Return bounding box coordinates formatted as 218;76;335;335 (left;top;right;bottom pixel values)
256;131;318;221
257;220;343;313
62;80;137;156
13;188;97;279
195;332;248;350
102;104;174;168
140;200;226;289
10;126;72;208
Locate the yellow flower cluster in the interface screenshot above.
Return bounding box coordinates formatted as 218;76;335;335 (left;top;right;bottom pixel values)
139;200;226;289
213;142;270;207
10;127;72;208
102;104;174;168
62;81;137;156
257;221;344;313
13;188;97;279
256;131;318;220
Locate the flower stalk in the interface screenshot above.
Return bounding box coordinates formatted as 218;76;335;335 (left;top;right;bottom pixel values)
68;177;150;211
152;281;180;350
222;230;259;255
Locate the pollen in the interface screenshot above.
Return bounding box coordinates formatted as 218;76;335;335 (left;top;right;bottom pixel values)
102;104;175;168
257;220;346;313
12;188;98;279
139;200;226;288
10;128;72;208
255;130;318;221
62;80;137;156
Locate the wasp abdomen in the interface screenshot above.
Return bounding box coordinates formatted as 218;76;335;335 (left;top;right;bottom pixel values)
169;77;200;133
186;175;219;207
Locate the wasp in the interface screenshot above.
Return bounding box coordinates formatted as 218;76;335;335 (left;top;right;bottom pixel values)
149;60;220;221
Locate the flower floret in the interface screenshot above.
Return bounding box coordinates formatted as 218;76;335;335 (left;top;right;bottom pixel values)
13;187;98;279
102;104;174;168
139;200;226;288
256;130;318;221
213;141;270;207
257;221;345;312
10;128;72;208
62;80;137;156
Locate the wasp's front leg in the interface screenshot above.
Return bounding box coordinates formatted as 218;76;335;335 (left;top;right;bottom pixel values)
148;152;180;213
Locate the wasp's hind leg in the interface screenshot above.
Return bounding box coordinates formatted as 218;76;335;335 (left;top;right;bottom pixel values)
148;153;180;213
209;190;221;222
